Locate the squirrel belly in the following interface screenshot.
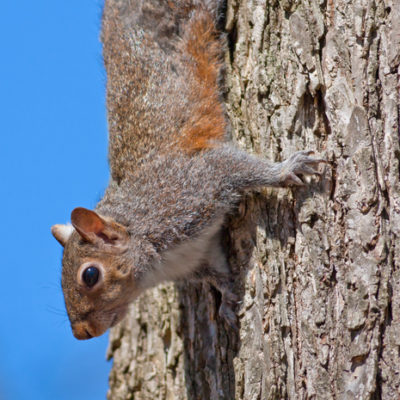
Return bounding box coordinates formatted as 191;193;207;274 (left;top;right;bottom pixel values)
51;0;325;340
138;217;225;290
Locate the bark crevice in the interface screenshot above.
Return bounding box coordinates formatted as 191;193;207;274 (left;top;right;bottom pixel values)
106;0;400;398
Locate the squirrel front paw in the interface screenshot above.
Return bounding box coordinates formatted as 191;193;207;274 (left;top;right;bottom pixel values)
280;150;326;186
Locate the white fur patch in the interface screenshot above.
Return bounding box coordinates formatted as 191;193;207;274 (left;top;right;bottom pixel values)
51;223;75;246
141;218;224;288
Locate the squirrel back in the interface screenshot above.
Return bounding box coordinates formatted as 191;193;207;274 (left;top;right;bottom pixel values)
102;0;228;183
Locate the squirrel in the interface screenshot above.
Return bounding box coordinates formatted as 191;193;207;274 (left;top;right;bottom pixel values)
51;0;325;340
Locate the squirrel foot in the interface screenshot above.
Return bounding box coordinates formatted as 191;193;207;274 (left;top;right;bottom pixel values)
281;150;327;186
215;281;239;330
219;293;239;330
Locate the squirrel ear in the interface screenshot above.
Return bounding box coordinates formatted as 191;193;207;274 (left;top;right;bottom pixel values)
70;207;128;249
71;207;106;243
51;224;74;247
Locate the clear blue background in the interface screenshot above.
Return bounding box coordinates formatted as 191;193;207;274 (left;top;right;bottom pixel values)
0;1;113;399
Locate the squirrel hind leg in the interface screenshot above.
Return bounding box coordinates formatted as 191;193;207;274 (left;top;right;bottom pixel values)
192;236;239;330
213;275;239;330
192;266;239;330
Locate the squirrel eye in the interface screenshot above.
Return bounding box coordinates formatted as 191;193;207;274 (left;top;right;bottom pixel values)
82;266;100;288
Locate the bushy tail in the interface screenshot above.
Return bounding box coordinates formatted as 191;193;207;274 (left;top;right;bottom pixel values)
177;2;227;152
102;0;228;180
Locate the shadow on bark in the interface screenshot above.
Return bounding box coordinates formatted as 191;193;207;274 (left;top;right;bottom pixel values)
177;207;251;399
176;184;325;400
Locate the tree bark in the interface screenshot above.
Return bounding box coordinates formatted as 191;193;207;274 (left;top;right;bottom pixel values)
106;0;400;399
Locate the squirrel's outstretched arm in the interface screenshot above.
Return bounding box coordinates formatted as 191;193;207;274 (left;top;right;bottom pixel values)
203;145;325;190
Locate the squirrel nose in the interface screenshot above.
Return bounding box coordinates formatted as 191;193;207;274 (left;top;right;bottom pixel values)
72;322;94;340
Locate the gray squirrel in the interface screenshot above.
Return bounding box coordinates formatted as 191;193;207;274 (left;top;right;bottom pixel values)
51;0;325;340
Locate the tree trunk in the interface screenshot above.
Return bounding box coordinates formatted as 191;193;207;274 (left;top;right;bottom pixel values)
106;0;400;398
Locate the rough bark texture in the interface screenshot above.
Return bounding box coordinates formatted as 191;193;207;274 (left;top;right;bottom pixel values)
106;0;400;399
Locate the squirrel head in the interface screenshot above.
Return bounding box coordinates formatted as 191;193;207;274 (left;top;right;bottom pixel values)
51;208;135;340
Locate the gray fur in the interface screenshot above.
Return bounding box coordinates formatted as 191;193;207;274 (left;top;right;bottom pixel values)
52;0;325;339
94;145;323;328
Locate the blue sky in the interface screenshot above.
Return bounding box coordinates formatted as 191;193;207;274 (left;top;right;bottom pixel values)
0;1;113;399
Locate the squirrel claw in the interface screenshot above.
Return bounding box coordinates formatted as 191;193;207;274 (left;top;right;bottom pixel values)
282;151;326;186
285;172;305;186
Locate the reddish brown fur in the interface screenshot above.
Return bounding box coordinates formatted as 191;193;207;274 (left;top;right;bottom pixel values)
178;12;227;152
101;0;228;182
